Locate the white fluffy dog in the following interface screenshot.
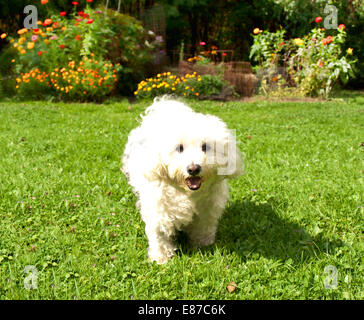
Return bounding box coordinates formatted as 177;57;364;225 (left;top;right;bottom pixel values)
122;97;242;264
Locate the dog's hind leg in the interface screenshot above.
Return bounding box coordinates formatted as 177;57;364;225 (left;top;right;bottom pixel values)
184;208;223;247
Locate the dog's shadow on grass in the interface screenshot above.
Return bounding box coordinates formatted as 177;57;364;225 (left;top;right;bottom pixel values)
177;199;343;264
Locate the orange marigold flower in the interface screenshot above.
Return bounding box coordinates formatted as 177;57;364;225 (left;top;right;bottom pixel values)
41;0;49;4
17;28;28;35
0;33;7;39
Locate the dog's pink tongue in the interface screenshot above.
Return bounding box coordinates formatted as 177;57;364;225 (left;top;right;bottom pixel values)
186;177;202;190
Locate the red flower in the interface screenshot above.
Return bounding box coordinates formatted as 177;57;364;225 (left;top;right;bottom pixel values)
338;24;345;30
76;18;83;22
78;11;85;16
42;22;47;27
59;44;66;49
86;19;94;24
38;51;43;56
87;0;93;2
60;11;67;16
75;35;81;40
321;36;333;45
279;41;284;46
83;13;90;19
33;28;40;32
315;16;322;23
200;41;206;46
222;52;227;56
72;1;79;5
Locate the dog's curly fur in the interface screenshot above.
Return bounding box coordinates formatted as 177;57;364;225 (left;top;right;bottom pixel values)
122;97;242;264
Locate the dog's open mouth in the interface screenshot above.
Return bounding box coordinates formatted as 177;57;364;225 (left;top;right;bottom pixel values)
185;176;202;190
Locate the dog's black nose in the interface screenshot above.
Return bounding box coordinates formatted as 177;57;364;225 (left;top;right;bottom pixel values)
187;164;201;176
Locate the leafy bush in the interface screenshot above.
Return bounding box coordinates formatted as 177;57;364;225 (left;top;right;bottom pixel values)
134;72;228;100
188;74;225;97
15;56;118;102
1;3;160;100
250;19;356;98
134;72;201;99
288;24;356;97
249;28;286;68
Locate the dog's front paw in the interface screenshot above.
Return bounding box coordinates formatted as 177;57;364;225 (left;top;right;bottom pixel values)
147;247;175;265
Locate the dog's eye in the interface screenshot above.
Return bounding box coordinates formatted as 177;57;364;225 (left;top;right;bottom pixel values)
202;143;210;153
176;144;184;153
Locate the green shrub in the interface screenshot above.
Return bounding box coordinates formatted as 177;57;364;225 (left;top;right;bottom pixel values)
1;5;159;101
250;21;356;98
135;72;229;100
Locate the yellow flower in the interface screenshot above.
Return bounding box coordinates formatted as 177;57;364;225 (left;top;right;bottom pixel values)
293;38;304;46
44;39;50;45
11;59;15;63
0;33;7;39
253;28;262;34
27;42;35;49
46;27;53;33
20;49;26;54
347;48;353;55
13;43;18;48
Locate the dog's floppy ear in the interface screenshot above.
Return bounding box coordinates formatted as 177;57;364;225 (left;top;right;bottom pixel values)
143;148;168;181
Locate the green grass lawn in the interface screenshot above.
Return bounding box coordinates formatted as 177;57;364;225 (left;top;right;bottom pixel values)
0;94;363;299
